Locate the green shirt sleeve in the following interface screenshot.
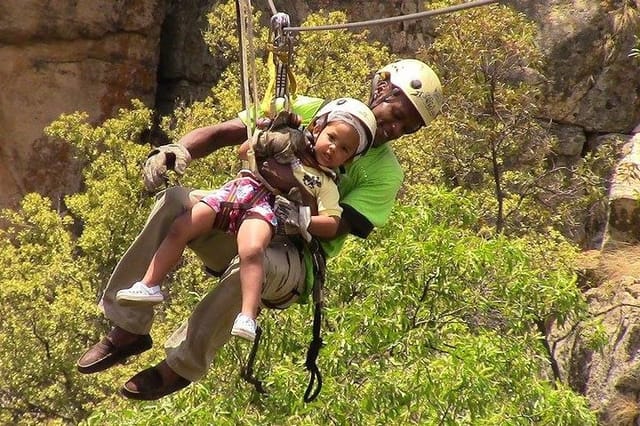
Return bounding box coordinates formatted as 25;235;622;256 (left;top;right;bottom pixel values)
320;144;404;258
237;95;326;127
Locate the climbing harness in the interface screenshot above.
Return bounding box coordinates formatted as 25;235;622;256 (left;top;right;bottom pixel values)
211;173;273;231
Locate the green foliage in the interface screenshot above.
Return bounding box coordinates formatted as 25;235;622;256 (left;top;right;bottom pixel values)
0;101;160;424
0;2;600;425
0;194;94;424
292;11;389;101
389;1;607;244
80;186;595;425
45;101;153;282
578;317;609;352
411;1;552;236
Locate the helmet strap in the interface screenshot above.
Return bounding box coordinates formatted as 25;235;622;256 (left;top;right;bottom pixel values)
307;114;328;143
369;82;402;110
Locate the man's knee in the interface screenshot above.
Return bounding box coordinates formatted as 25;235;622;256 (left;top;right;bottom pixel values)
160;186;196;210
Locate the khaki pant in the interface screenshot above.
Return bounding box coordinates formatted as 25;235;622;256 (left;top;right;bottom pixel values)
100;186;305;381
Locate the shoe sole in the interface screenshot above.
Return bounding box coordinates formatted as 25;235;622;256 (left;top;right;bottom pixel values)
116;294;164;305
231;328;256;342
120;376;190;401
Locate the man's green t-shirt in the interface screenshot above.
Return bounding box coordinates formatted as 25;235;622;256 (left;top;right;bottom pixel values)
321;144;404;258
299;144;403;301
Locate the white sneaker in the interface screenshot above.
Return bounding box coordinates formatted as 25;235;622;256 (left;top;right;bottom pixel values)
231;313;257;342
116;282;164;305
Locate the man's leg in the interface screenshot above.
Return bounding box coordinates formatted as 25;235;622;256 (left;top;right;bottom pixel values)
77;186;228;373
101;186;204;333
120;236;305;399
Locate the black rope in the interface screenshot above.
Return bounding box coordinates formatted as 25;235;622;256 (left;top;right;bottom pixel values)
285;0;498;33
303;297;323;402
240;326;267;395
303;239;326;402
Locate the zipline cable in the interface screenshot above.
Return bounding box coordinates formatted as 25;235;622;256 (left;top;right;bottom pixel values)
284;0;498;33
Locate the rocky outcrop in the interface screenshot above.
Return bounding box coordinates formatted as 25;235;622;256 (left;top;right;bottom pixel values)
2;0;639;222
550;130;640;424
536;0;640;133
155;0;222;113
0;0;166;208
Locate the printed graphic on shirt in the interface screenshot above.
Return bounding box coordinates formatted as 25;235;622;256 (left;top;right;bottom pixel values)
303;173;322;189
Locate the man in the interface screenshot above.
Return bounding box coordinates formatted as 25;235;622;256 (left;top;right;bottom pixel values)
77;59;444;400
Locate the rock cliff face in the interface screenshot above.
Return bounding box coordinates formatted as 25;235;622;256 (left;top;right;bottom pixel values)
2;1;638;215
0;0;166;207
551;131;640;424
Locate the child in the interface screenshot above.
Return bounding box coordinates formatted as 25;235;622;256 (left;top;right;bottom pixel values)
115;98;377;342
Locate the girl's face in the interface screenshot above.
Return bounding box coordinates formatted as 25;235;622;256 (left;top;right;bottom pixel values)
313;121;360;169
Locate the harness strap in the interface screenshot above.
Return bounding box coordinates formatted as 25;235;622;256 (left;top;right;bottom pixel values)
240;326;267;394
303;239;326;402
240;238;326;401
212;176;273;231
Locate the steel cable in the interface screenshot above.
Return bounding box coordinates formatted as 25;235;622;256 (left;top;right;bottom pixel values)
284;0;498;33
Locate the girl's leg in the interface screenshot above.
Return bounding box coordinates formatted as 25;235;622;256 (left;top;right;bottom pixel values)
236;217;273;319
140;202;218;286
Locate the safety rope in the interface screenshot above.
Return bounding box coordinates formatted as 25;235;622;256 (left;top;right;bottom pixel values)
236;0;260;139
303;239;326;402
284;0;498;33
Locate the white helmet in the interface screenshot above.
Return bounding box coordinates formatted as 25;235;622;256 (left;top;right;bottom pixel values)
315;97;377;157
372;59;443;126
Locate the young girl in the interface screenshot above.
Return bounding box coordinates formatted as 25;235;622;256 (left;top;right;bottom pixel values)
115;98;376;342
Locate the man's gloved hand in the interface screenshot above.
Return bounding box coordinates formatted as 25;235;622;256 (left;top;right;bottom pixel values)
258;157;299;194
142;144;192;191
274;195;312;242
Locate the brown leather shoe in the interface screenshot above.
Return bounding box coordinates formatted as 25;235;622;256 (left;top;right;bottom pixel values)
77;332;152;374
121;361;190;400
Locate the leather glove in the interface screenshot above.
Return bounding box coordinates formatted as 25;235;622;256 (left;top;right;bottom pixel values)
274;195;312;242
142;144;192;191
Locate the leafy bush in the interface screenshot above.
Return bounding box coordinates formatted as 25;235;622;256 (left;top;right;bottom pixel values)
0;2;599;425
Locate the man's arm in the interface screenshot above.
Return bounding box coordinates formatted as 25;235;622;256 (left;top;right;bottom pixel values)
179;118;249;160
307;215;340;239
142;118;250;191
332;211;356;237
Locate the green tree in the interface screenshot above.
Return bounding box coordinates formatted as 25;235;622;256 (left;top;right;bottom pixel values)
0;102;157;424
391;2;608;244
0;2;600;425
83;186;596;425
